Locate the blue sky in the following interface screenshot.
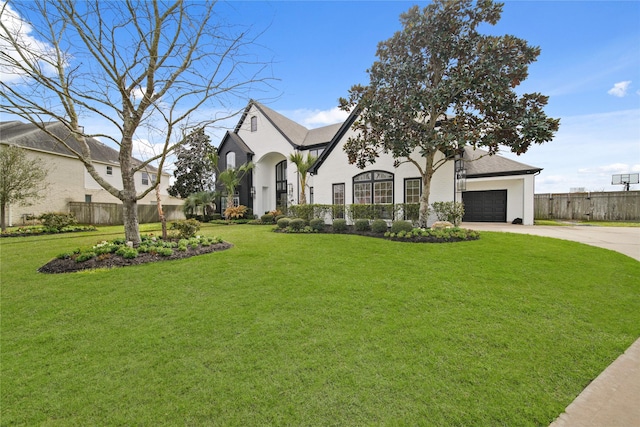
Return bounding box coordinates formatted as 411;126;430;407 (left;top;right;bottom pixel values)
2;1;639;193
218;0;640;193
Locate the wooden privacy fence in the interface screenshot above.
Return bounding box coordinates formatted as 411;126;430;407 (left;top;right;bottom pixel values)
534;191;640;221
69;202;186;225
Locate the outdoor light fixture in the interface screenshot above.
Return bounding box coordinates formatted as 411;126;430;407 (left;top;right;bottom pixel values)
287;183;293;196
250;186;256;198
453;152;467;199
456;168;467;191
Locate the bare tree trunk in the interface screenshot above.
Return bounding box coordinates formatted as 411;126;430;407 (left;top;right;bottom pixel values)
155;185;167;240
122;198;140;246
418;153;436;228
1;202;6;231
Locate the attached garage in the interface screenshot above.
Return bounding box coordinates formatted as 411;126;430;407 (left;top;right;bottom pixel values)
462;190;507;222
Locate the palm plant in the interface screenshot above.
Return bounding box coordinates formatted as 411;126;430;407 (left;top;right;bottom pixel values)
208;152;254;212
289;152;317;205
182;191;216;219
217;162;254;211
182;193;199;218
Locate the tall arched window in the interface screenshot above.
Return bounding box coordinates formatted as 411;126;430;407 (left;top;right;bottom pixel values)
275;160;287;212
353;171;394;204
226;152;236;170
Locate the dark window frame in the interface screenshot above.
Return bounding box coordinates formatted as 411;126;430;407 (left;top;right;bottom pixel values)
352;171;394;204
404;177;422;203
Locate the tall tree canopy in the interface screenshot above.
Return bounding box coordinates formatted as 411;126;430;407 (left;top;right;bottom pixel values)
339;0;559;226
168;128;216;199
0;0;271;245
0;145;48;231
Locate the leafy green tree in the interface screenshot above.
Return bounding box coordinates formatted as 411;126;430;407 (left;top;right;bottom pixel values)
288;152;317;205
217;163;254;212
168;129;216;199
339;0;559;226
0;145;48;231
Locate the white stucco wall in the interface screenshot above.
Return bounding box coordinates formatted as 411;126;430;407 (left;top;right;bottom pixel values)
310;126;456;222
229;103;536;226
236;104;300;215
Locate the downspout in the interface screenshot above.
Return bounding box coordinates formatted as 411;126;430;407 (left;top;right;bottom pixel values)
530;170;541;225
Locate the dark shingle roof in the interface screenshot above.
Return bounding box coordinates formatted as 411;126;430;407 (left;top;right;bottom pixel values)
222;131;254;155
237;101;342;149
230;102;541;178
0;120;156;171
463;146;542;177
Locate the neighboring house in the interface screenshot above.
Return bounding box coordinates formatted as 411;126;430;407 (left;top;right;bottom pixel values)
216;100;542;225
0;120;182;226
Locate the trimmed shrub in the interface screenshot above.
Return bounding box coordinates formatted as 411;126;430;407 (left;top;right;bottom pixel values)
309;218;325;232
289;204;314;222
391;220;413;234
371;219;388;234
431;201;465;226
332;219;347;233
289;218;306;231
277;218;290;229
75;251;97;263
261;213;275;224
157;247;174;256
170;219;201;239
39;212;78;231
275;214;287;222
355;219;371;232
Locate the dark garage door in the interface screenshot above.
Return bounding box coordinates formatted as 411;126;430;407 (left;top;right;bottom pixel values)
462;190;507;222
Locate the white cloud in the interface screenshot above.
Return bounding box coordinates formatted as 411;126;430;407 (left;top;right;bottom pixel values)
577;163;637;175
302;107;349;128
284;106;349;128
607;80;632;97
499;109;640;193
130;87;147;102
0;2;58;83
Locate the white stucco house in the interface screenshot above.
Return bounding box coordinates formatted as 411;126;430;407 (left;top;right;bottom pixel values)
216;100;542;225
0;120;182;226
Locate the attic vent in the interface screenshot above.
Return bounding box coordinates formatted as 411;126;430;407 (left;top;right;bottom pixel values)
250;116;257;132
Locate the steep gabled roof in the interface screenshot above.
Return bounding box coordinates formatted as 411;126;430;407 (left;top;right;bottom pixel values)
0;120;158;172
235;100;342;149
253;102;308;147
309;107;361;174
218;131;254;155
463;146;542;177
303;123;343;147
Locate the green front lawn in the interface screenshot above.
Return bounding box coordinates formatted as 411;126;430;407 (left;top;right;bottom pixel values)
2;224;639;425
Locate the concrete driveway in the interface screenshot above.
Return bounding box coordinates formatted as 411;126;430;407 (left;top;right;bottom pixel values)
462;222;640;262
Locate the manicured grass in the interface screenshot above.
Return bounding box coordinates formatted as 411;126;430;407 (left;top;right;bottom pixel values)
2;224;639;425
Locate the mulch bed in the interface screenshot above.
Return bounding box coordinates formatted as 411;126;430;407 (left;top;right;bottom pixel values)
38;242;233;274
273;226;480;243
